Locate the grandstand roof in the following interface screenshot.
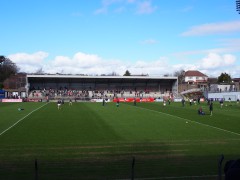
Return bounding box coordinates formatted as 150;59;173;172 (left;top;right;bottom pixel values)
26;74;178;85
27;74;177;80
184;70;208;77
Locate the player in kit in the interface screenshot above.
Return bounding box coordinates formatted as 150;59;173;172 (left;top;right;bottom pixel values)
69;99;72;106
116;98;119;107
181;98;185;107
57;99;62;110
134;98;136;106
209;102;213;116
220;99;224;108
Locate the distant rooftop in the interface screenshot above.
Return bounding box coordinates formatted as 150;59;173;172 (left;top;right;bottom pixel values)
184;70;208;77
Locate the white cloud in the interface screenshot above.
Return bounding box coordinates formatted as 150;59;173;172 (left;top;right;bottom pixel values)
7;51;239;77
114;6;125;13
141;39;158;44
181;20;240;36
7;51;171;76
95;0;124;14
174;46;240;56
127;0;136;3
172;64;197;71
8;51;48;65
199;53;236;69
102;0;123;6
94;7;108;14
136;1;157;14
180;6;193;13
218;38;240;47
47;52;126;75
95;0;157;14
7;51;49;73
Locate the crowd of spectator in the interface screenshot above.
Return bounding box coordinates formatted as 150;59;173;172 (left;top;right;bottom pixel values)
29;86;172;100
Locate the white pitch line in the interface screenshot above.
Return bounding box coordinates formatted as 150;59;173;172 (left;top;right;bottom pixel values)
0;102;49;136
131;104;240;137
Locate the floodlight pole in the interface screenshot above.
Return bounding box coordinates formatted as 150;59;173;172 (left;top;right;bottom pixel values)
237;0;240;14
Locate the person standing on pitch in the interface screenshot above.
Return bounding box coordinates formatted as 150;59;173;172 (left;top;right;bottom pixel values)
209;101;213;116
134;98;136;106
57;99;62;110
102;98;105;106
197;97;201;104
220;99;224;108
168;98;171;105
116;98;119;107
181;98;185;107
69;99;72;106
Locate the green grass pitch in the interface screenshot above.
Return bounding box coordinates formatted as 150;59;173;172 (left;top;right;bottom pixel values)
0;101;239;179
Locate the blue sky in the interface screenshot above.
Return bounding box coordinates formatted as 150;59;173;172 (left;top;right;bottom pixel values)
1;0;240;77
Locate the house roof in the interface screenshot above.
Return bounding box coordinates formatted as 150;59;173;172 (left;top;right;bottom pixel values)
184;70;208;77
208;77;218;83
233;78;240;82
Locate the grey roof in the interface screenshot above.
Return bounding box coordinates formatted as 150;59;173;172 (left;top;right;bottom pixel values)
27;74;177;80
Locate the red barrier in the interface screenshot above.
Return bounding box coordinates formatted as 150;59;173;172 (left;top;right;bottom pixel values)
2;99;23;102
27;99;41;102
113;97;154;102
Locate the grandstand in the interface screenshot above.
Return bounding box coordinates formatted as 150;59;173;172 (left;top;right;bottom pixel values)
180;88;204;100
26;74;178;101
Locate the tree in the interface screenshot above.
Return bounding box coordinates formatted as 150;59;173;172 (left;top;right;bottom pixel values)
163;73;171;77
217;72;232;84
0;56;5;64
108;71;118;76
35;67;44;74
123;70;131;76
174;69;185;84
0;56;19;84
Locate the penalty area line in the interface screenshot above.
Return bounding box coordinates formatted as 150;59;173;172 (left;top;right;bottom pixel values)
0;102;49;137
128;104;240;137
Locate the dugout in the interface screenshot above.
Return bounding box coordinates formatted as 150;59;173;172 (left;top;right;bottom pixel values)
0;89;5;99
26;74;178;100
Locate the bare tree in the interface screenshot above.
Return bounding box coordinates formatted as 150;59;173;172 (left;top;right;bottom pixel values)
174;69;185;84
163;73;171;77
35;67;44;74
108;71;119;76
0;56;19;83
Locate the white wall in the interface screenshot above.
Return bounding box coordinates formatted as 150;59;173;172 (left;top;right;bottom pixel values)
210;84;236;92
207;92;240;101
185;76;208;83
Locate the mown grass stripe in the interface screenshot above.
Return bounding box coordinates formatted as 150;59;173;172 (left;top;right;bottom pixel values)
129;104;240;137
116;174;218;179
0;102;49;136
